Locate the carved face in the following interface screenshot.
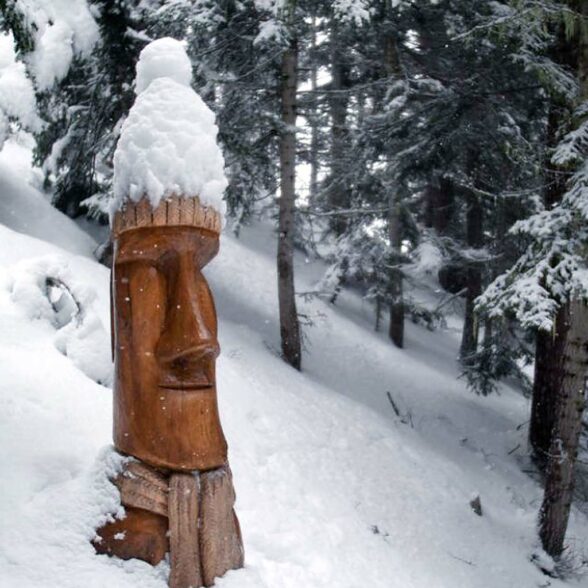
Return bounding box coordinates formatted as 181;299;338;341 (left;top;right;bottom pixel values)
112;226;227;471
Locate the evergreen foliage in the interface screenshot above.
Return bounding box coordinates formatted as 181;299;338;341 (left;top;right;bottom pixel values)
0;0;585;397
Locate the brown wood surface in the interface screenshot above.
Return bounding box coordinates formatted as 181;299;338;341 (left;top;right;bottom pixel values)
135;198;154;228
113;196;222;237
169;473;202;588
200;467;244;587
112;226;227;471
93;506;168;566
115;461;169;517
106;210;243;584
94;460;244;586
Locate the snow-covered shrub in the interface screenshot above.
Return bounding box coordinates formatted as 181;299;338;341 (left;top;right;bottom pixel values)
8;256;112;386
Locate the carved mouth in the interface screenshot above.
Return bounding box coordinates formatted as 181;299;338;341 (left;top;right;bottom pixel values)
158;382;213;390
157;345;217;390
158;372;213;390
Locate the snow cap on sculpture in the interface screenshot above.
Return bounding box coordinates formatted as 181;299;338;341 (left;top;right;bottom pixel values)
112;37;227;236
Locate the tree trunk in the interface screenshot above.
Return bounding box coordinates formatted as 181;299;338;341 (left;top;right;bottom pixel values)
529;104;569;470
539;300;588;558
384;32;404;348
388;189;404;348
530;1;586;468
327;19;351;236
530;307;569;467
424;177;453;234
538;1;588;557
459;191;483;363
278;35;302;370
434;177;454;235
309;16;319;205
460;267;481;363
375;294;383;332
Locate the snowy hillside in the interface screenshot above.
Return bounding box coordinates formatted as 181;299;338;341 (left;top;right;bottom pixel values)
0;172;587;587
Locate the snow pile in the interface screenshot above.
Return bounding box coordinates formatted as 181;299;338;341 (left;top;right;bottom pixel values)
135;37;192;95
9;255;112;386
0;34;39;146
15;0;99;90
113;38;227;217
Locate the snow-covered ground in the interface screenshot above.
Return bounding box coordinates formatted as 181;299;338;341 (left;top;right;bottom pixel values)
0;161;587;587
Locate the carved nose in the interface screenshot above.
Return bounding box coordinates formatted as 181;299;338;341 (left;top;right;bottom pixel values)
155;257;217;368
162;343;220;370
157;343;219;389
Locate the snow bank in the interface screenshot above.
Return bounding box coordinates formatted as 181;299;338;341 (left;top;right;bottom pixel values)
0;155;96;257
2;217;587;588
112;39;227;217
9;255;112;386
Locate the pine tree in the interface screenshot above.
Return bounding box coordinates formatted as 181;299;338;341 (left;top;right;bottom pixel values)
473;0;588;558
35;0;146;217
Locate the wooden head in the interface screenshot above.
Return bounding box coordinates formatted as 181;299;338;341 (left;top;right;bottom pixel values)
111;198;227;471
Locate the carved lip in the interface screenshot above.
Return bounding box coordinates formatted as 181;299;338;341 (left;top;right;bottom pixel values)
158;382;213;390
158;374;213;390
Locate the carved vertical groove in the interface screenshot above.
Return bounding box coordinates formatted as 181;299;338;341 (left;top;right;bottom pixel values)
169;473;202;588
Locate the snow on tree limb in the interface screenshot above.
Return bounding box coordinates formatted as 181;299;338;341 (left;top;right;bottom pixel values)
13;0;99;90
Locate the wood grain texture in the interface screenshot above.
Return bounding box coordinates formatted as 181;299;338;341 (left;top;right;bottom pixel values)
113;227;227;471
180;196;196;225
115;461;169;517
135;198;154;228
200;466;244;587
112;196;222;237
169;473;202;588
106;203;243;584
93;506;169;565
94;460;244;585
153;200;168;226
167;196;182;225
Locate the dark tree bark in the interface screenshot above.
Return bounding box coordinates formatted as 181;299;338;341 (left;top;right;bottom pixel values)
539;300;588;557
530;6;583;467
327;19;351;237
309;16;319;205
530;307;569;467
434;177;455;235
384;31;404;348
529;105;569;467
424;179;455;233
538;2;588;555
459;191;483;363
278;34;302;370
388;189;404;348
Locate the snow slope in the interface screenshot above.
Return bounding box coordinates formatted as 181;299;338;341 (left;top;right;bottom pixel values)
0;187;587;586
0;143;96;256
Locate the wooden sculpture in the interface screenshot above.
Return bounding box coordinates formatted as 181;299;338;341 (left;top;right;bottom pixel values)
94;196;244;587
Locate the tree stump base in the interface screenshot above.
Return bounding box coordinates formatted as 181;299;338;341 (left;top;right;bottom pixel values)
93;459;244;588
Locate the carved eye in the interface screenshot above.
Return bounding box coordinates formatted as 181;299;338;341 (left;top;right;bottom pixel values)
196;277;216;334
